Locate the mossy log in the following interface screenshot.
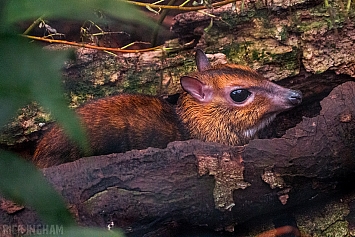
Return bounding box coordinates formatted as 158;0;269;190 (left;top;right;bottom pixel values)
1;0;355;236
1;81;354;236
1;0;355;157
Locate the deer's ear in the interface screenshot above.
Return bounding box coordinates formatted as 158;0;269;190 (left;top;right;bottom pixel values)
180;76;213;102
195;49;211;72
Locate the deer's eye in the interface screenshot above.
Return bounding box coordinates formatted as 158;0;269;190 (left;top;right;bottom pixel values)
230;89;251;103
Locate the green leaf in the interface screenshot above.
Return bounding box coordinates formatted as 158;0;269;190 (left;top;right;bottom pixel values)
0;34;90;153
0;150;75;226
4;0;152;27
0;0;153;232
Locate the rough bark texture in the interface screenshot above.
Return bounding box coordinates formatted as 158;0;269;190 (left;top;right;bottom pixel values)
0;0;355;236
2;0;355;151
1;81;354;236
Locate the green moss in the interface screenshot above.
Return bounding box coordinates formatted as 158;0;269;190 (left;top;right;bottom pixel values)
220;11;254;27
251;49;260;61
269;47;300;70
122;69;160;95
182;58;196;70
222;42;300;73
296;19;328;33
258;11;274;29
292;0;354;34
0;102;51;145
297;200;350;236
222;43;252;65
322;221;349;237
279;26;289;42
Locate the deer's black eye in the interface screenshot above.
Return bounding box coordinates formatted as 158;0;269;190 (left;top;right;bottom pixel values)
230;89;251;103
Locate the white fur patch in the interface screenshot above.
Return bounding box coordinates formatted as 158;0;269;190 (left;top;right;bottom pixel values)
243;114;276;138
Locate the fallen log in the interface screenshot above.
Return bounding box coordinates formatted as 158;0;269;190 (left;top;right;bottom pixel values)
1;81;355;236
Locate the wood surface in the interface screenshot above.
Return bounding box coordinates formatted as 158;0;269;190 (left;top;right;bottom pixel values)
1;81;354;236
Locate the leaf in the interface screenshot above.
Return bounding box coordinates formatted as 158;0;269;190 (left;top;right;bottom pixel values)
0;150;75;226
4;0;153;27
0;0;151;232
0;34;90;153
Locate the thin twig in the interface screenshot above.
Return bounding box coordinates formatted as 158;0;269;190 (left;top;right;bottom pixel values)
23;16;45;35
22;34;164;53
151;0;178;46
125;0;237;10
346;0;351;13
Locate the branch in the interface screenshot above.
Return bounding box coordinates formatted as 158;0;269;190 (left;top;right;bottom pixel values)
22;35;164;53
125;0;237;11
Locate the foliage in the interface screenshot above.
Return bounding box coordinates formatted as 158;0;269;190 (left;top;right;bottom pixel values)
0;151;74;226
0;0;148;236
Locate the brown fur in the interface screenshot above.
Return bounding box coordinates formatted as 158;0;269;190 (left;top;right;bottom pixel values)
176;63;292;146
33;94;188;168
33;51;301;168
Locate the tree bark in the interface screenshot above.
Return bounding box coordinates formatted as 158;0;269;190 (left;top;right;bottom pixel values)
1;0;355;236
2;0;355;158
1;81;354;236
